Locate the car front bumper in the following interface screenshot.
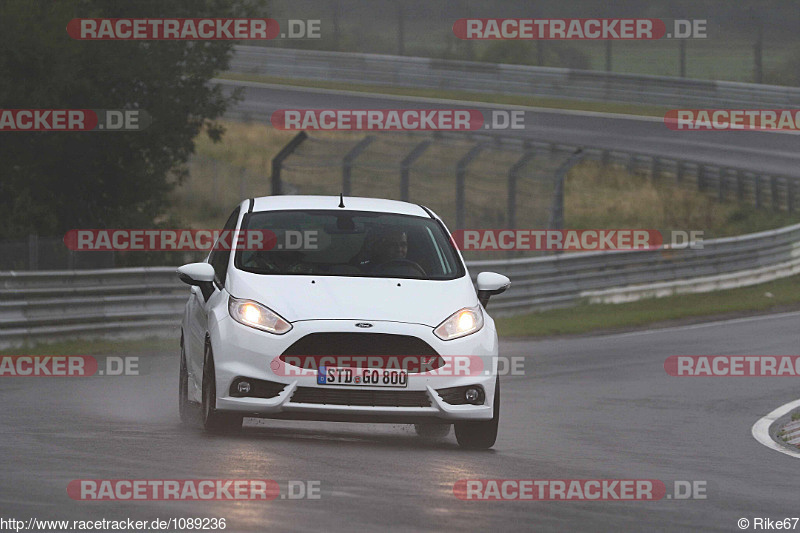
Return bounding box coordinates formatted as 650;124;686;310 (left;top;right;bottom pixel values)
210;316;498;422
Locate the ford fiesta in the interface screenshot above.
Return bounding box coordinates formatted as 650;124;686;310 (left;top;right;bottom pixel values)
177;195;510;449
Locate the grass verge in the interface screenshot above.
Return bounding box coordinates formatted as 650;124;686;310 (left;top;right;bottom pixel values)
495;274;800;338
180;121;800;238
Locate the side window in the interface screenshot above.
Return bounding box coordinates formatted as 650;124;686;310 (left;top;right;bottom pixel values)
208;206;241;288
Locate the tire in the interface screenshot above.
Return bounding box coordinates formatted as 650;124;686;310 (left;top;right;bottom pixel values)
414;423;451;439
178;339;192;425
454;377;499;450
201;342;243;433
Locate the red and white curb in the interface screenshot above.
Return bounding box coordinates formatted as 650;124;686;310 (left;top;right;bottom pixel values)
751;398;800;458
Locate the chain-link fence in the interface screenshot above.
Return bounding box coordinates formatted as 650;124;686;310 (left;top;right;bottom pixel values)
9;125;797;270
275;131;580;260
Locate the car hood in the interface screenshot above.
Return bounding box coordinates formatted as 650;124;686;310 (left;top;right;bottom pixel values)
227;272;477;327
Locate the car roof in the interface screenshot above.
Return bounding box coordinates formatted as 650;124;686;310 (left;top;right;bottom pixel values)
249;195;432;218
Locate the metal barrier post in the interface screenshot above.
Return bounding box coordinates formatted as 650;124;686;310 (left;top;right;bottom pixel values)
698;165;707;192
400;140;431;201
548;148;585;233
507;151;536;228
455;143;485;230
771;176;780;211
737;170;745;202
755;175;763;209
271;131;308;196
342;136;374;195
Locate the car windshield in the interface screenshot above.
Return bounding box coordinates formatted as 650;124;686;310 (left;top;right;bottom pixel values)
234;209;464;280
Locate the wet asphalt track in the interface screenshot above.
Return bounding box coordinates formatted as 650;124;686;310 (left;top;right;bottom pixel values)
2;311;799;532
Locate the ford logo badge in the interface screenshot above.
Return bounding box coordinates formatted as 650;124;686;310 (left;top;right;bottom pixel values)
355;322;373;328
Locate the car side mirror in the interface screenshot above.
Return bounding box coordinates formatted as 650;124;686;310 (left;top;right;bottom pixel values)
476;272;510;309
177;263;216;301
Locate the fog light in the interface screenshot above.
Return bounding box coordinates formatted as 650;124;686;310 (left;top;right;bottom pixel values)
465;388;480;403
237;381;251;394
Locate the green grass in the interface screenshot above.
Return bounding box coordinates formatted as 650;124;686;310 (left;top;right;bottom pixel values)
219;72;670;117
565;162;800;238
495;273;800;338
0;337;176;356
578;39;790;82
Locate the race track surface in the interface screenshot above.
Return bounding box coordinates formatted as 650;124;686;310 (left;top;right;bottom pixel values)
2;312;799;532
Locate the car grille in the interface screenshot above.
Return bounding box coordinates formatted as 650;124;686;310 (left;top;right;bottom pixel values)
280;333;444;373
281;333;438;356
290;387;431;407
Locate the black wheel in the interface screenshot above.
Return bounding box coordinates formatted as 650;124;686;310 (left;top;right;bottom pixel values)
414;423;451;439
454;377;499;450
201;342;243;433
179;338;192;425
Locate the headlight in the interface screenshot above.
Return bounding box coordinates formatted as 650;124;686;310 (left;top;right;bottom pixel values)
228;296;292;335
434;305;483;340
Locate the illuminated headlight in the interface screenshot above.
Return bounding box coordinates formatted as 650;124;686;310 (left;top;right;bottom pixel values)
228;296;292;335
433;306;483;340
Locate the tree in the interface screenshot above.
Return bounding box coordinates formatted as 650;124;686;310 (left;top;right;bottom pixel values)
0;0;266;239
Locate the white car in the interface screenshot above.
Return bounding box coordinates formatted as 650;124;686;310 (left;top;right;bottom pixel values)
177;195;510;449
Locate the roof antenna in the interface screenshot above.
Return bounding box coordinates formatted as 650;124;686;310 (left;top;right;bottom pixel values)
338;193;345;208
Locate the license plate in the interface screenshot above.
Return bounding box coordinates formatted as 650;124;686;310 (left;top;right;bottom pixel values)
317;366;408;388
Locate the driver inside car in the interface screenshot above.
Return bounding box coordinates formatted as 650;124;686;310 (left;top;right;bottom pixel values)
372;227;408;263
360;227;425;276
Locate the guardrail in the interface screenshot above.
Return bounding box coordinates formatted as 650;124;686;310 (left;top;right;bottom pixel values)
228;45;800;109
472;222;800;312
0;268;185;348
2;222;799;347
